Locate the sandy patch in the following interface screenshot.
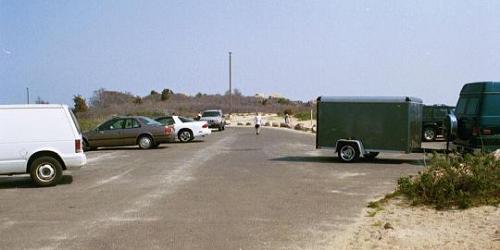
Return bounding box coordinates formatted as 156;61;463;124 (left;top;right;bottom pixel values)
332;198;500;249
228;113;316;129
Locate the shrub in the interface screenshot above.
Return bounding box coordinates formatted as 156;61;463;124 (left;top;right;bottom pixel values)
73;95;88;113
294;111;316;121
78;118;102;132
161;89;173;101
397;153;500;209
133;96;143;104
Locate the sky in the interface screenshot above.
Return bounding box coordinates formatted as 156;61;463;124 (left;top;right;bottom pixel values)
1;0;500;106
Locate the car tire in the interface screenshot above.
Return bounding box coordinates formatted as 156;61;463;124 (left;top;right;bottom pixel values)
337;143;360;163
138;135;154;149
218;125;223;131
178;129;193;143
423;127;437;142
364;152;379;160
29;156;63;187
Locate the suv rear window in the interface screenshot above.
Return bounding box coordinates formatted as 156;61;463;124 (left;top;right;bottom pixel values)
482;95;500;116
456;97;480;116
202;111;220;117
465;97;479;115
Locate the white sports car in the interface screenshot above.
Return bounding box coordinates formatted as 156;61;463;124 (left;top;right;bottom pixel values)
155;116;211;142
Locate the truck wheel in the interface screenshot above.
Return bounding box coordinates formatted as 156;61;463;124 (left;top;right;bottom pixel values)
364;152;379;160
29;156;63;187
138;135;154;149
338;144;360;162
423;127;436;141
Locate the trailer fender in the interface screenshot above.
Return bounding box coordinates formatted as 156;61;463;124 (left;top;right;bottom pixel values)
335;139;366;155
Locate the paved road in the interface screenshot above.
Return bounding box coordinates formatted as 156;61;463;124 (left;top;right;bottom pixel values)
0;128;423;250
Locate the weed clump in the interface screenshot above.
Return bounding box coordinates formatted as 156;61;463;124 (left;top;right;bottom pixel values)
397;153;500;209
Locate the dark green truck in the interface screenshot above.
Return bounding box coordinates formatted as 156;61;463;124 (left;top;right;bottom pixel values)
316;96;423;162
422;105;455;141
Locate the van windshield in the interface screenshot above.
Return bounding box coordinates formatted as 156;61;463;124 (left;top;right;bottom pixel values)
70;110;82;134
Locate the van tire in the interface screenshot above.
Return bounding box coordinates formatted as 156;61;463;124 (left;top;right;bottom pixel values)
29;156;63;187
337;143;360;162
138;135;154;149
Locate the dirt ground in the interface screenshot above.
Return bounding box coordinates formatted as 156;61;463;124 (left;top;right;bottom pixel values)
331;197;500;250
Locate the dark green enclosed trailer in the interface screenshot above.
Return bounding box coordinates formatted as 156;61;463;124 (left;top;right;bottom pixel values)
316;96;423;162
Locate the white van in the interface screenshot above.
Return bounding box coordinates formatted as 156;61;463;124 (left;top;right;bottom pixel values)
0;104;87;186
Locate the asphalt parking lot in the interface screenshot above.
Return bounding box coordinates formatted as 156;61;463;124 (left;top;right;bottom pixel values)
0;127;427;250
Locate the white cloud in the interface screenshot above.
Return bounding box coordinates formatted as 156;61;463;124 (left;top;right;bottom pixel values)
3;49;12;55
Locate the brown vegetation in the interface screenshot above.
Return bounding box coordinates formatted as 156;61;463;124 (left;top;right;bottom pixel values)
74;88;313;131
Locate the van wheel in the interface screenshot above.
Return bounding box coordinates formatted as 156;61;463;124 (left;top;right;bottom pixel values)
29;156;63;187
338;143;360;162
138;135;154;149
364;152;379;160
423;127;436;141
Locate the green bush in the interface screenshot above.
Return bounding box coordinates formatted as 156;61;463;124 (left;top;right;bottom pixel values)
294;111;315;121
397;153;500;209
78;118;102;132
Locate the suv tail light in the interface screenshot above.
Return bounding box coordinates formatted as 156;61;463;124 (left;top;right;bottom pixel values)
472;127;480;136
202;123;208;128
75;139;82;153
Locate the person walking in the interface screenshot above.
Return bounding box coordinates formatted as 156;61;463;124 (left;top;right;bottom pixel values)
254;112;262;135
285;113;290;127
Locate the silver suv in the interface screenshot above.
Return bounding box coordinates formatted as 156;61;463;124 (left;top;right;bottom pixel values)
200;109;225;131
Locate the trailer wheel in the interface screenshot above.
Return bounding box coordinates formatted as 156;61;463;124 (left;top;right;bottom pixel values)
338;143;360;162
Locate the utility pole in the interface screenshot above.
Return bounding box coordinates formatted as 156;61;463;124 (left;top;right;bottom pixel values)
26;87;30;104
229;51;232;114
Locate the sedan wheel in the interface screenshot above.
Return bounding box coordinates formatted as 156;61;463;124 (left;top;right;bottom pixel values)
178;130;193;143
138;136;153;149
